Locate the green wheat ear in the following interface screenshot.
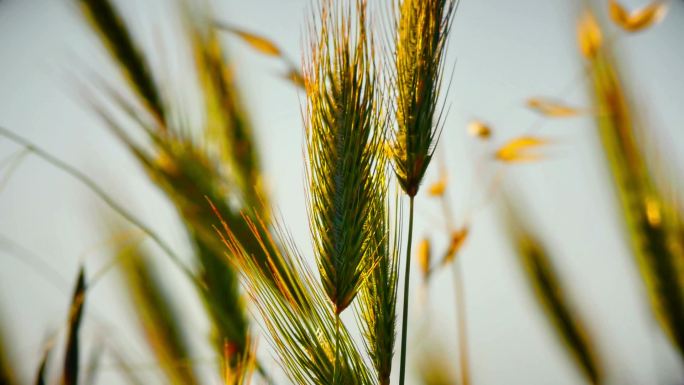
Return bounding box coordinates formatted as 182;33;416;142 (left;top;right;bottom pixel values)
390;0;456;197
582;11;684;360
304;0;385;315
0;309;17;385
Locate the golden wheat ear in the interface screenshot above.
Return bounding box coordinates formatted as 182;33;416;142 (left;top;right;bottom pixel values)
503;200;603;385
580;8;684;360
304;0;385;315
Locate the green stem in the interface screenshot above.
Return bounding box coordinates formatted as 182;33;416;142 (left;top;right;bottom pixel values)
333;312;340;385
398;196;415;385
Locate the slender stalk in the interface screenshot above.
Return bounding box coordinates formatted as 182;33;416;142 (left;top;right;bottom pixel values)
452;261;471;385
398;196;415;385
333;312;340;385
0;126;197;284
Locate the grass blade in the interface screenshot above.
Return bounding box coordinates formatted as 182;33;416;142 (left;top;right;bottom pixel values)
35;345;53;385
62;267;86;385
77;0;166;125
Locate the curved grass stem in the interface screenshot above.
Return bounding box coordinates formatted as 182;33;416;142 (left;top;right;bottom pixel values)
0;126;197;286
398;196;415;385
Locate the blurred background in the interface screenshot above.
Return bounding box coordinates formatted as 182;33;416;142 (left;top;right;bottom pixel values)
0;0;683;384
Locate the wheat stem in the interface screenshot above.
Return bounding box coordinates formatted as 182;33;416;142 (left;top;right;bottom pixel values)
334;312;340;385
0;126;197;286
398;195;415;385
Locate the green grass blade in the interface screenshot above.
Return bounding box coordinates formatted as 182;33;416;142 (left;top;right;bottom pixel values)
77;0;166;124
505;204;603;385
62;268;86;385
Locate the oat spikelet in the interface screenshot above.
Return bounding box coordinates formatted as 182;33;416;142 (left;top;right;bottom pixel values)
608;0;667;33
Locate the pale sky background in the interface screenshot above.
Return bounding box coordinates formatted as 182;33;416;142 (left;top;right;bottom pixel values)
1;0;684;384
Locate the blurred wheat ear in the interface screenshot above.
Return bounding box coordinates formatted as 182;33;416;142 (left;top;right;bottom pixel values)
504;201;603;385
116;241;201;385
580;8;684;360
75;0;302;379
